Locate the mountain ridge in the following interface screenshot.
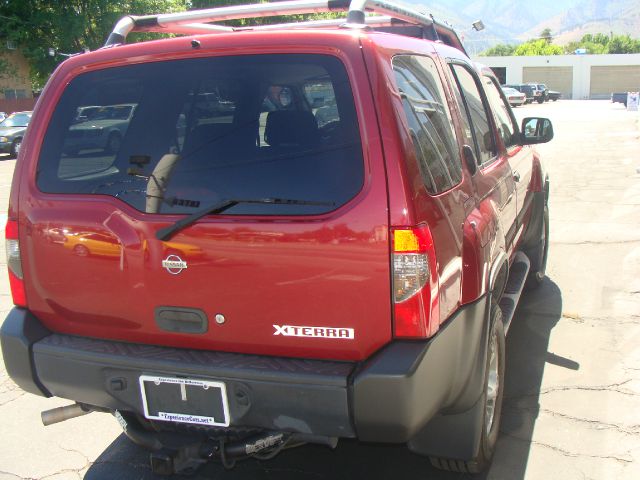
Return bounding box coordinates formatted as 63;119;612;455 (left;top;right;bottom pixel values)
404;0;639;48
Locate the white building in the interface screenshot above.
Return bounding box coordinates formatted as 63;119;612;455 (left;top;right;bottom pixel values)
475;54;640;100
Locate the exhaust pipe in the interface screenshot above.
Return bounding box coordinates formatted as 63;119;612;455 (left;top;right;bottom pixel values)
41;403;92;426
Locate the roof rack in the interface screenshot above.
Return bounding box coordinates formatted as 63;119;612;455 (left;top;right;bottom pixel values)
104;0;466;54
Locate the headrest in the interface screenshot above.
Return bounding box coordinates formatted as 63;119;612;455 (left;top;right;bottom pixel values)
264;110;319;148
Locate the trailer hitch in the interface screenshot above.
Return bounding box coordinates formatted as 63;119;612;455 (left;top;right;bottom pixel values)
114;410;305;476
148;432;288;475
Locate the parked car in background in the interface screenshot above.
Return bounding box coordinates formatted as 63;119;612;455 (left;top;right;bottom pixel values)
611;92;628;106
547;90;561;102
64;103;136;155
501;86;526;107
0;111;32;158
528;83;548;103
504;84;535;104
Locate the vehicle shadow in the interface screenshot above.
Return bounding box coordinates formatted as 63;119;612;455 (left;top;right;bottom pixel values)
485;277;565;480
84;278;563;480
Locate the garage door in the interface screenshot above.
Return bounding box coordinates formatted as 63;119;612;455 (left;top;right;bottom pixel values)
590;66;640;99
523;67;573;99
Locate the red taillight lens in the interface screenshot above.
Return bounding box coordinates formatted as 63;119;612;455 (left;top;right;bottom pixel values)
392;226;438;338
5;219;26;306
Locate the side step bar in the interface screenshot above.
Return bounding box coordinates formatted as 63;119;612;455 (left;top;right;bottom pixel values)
499;251;530;334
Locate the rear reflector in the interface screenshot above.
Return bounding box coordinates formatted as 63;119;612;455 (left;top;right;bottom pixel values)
392;226;438;338
5;219;26;306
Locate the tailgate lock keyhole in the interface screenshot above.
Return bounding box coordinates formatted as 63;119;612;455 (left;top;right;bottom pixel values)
215;314;226;325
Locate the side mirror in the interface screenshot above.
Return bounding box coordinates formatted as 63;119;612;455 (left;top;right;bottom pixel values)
521;117;554;145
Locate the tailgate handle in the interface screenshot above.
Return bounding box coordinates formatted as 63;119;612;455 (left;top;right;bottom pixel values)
155;307;208;334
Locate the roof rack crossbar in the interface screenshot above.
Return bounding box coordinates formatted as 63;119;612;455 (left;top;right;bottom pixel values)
238;15;402;32
104;0;466;54
349;0;432;27
105;0;347;46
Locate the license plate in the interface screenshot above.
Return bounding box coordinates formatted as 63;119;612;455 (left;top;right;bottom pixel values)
139;375;230;427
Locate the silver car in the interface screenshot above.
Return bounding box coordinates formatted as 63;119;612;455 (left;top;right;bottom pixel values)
0;111;32;158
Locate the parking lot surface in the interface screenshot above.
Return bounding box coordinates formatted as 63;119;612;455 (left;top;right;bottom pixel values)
0;100;639;479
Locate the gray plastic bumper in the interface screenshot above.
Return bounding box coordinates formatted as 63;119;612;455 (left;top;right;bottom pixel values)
1;295;489;443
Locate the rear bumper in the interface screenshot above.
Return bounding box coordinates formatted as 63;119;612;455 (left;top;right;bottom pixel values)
1;295;489;443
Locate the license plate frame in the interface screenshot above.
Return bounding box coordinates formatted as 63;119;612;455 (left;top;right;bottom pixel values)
139;375;230;427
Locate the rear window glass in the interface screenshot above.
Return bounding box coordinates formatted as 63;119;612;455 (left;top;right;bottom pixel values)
37;54;363;216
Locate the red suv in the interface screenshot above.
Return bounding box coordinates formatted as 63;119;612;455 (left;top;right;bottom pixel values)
1;0;553;475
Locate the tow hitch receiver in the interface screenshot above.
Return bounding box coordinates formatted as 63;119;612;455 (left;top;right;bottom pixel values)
149;433;287;475
115;410;296;476
148;432;287;475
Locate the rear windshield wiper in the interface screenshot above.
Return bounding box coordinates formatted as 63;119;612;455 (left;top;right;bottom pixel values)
156;198;335;241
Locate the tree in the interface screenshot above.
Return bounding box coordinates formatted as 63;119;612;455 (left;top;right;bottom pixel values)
0;1;187;89
514;39;563;56
0;0;344;89
564;37;608;54
540;28;552;44
608;34;640;54
480;44;517;56
563;33;640;54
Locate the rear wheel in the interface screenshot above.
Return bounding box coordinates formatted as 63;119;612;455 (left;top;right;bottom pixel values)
429;305;505;473
10;138;22;158
105;132;122;153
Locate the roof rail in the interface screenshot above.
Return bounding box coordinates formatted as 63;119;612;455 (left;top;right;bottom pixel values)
104;0;466;54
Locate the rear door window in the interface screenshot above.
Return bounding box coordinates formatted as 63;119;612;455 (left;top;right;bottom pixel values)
449;64;497;166
392;55;462;195
482;76;519;149
37;54;364;216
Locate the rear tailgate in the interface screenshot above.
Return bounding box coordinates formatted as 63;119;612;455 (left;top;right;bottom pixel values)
18;35;392;362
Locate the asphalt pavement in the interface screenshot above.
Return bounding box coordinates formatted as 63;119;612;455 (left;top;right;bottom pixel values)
0;100;639;480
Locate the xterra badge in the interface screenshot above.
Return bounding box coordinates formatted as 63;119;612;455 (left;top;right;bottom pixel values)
273;324;355;339
162;255;187;275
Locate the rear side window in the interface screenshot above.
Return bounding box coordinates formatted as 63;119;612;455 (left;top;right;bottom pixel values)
37;54;363;216
392;55;462;195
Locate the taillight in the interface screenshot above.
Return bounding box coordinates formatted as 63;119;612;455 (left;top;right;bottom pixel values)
5;219;26;306
392;226;439;338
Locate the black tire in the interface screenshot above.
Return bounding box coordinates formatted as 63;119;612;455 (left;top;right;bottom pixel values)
10;138;22;158
105;132;122;153
537;98;544;104
524;204;549;290
429;305;506;473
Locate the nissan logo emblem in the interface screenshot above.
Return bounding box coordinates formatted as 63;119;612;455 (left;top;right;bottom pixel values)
162;255;187;275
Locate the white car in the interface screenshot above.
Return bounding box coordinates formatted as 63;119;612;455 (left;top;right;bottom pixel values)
64;103;136;155
501;87;526;107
